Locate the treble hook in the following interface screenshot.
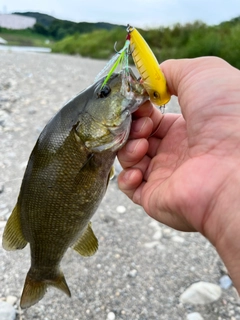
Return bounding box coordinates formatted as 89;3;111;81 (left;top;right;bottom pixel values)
160;105;165;114
114;41;133;55
114;41;121;54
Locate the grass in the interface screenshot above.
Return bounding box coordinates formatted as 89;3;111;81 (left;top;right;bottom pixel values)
52;28;126;59
0;28;53;47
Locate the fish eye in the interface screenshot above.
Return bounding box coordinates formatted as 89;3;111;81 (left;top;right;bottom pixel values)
98;85;111;98
153;91;160;99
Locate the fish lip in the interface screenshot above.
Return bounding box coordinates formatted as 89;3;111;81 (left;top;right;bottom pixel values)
120;67;149;112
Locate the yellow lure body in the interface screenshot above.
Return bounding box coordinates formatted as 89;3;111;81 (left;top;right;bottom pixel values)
128;26;170;106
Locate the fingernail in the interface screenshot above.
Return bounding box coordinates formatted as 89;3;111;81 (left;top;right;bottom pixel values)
123;169;134;181
132;118;147;132
126;140;139;153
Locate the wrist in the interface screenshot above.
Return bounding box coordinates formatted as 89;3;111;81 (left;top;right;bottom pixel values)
203;167;240;294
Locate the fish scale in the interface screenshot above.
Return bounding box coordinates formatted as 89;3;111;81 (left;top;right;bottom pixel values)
2;69;148;308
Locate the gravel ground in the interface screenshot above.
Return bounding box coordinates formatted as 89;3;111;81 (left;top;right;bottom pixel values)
0;51;240;320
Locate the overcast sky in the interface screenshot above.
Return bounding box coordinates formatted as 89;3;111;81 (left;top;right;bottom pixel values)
2;0;240;29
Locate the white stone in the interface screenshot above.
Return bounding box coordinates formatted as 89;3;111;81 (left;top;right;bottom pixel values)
6;296;17;306
172;235;185;243
116;205;126;213
128;269;137;278
107;311;116;320
187;312;204;320
219;275;232;289
163;228;172;235
0;301;16;320
152;230;162;240
149;220;161;230
144;241;160;249
180;281;222;305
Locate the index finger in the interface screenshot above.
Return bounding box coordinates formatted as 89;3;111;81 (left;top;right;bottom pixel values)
132;100;164;134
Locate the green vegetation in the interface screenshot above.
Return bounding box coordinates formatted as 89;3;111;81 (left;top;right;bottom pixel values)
15;12;124;40
1;12;240;69
0;27;52;47
51;19;240;69
52;28;127;59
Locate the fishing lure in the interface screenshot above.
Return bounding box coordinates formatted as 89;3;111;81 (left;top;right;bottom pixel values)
95;34;131;90
127;25;170;106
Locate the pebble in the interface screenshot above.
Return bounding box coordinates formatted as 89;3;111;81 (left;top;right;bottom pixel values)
6;296;17;306
219;275;232;289
144;241;160;249
180;281;222;305
149;220;161;230
152;230;162;240
186;312;204;320
0;301;16;320
172;235;185;243
116;205;126;213
128;269;137;278
106;311;116;320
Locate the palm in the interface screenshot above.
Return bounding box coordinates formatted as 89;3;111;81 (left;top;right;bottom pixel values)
118;57;240;238
140;113;221;233
118;57;240;292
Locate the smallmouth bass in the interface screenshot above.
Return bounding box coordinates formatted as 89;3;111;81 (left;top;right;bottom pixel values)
2;69;148;308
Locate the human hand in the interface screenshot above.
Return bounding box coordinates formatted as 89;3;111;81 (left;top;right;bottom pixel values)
117;57;240;291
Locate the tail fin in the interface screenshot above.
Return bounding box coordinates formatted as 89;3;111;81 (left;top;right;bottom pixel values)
20;268;71;309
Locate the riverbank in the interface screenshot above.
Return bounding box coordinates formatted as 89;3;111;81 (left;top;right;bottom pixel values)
0;44;51;52
0;51;239;320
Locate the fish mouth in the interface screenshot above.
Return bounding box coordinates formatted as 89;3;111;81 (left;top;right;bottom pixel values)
108;69;148;151
120;68;149;113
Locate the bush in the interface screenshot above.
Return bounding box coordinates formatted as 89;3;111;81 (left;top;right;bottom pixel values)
52;19;240;69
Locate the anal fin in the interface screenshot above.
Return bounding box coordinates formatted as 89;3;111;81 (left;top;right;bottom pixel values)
72;222;98;257
2;204;28;251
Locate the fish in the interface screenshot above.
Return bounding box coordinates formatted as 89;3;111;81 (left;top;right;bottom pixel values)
127;25;171;106
2;68;148;309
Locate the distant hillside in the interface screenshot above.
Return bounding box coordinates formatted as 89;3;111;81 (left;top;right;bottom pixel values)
14;11;125;40
14;12;55;27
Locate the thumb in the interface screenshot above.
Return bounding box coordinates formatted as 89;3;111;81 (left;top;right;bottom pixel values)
160;56;233;97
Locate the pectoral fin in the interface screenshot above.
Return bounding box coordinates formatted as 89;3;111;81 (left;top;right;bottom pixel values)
2;204;28;251
72;222;98;256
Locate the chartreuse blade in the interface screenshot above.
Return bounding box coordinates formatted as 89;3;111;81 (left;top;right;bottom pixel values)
96;39;130;90
100;50;126;89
